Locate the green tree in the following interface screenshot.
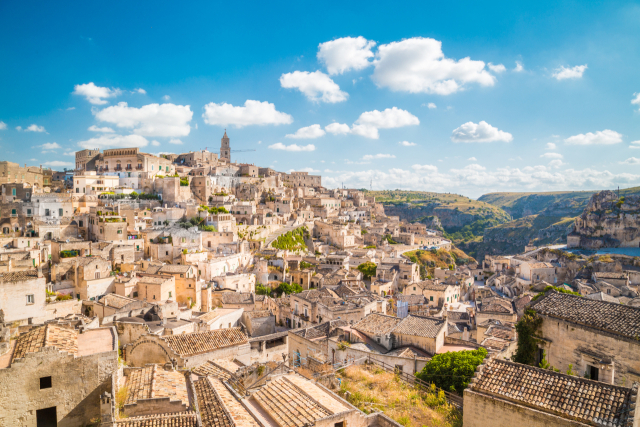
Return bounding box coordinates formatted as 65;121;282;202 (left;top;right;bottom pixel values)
531;285;581;302
512;308;543;365
273;282;303;296
357;262;377;279
256;283;271;296
416;347;487;395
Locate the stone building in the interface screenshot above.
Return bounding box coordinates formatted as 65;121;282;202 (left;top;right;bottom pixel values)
0;323;118;426
219;131;231;163
0;161;48;188
124;327;250;367
74;148;101;172
0;269;46;324
531;291;640;386
464;358;639;427
283;171;322;188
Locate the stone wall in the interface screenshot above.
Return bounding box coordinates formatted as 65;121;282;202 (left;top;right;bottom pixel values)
463;389;590;427
538;314;640;386
0;333;118;426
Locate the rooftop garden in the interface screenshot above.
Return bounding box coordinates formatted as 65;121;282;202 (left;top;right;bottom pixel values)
179;177;189;186
60;250;79;258
198;205;229;215
337;364;461;427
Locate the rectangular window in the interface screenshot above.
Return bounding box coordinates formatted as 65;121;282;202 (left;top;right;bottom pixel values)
12;188;16;196
59;208;63;216
168;291;172;297
40;376;52;389
430;296;434;301
117;230;122;234
27;294;34;304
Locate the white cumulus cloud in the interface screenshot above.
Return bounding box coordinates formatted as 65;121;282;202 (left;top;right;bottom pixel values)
564;130;622;145
268;143;315;152
412;164;439;173
88;125;115;133
546;142;557;150
552;64;588;80
355;107;420;129
632;93;640;111
169;138;183;145
202;100;292;128
280;71;348;103
451;121;513;143
427;103;436;109
325;123;351;135
631;141;640;149
467;157;477;161
38;142;61;150
372;37;495;95
151;140;161;146
286;124;326;139
513;61;524;72
44;161;73;168
73;82;121;105
362;153;396;160
350;124;379;139
620;157;640;165
317;36;376;75
0;121;6;130
77;134;149;149
541;152;563;159
95;102;193;137
398;141;417;146
488;63;506;73
134;88;146;94
25;124;46;133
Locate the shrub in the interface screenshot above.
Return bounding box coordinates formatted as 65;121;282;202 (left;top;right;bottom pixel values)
416;347;487;395
357;262;377;279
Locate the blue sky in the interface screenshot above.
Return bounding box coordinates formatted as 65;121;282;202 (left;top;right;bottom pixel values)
1;0;639;197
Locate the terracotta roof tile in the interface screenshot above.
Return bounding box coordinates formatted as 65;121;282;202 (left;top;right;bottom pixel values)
114;412;197;426
125;365;189;406
393;315;445;339
12;324;78;361
194;377;233;427
353;313;401;336
0;269;39;283
531;291;640;340
471;358;638;426
161;328;248;356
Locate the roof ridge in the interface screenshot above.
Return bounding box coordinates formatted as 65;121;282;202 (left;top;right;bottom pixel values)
150;364;157;398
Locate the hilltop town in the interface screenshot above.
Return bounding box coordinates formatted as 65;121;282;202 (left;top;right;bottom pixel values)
1;134;640;427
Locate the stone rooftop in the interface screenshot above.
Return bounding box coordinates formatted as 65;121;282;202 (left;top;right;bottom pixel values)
0;269;39;283
125;364;189;407
114;412;198;426
352;313;401;336
478;298;514;314
470;358;638;427
160;264;193;274
593;272;628;280
484;324;515;341
193;360;234;381
194;377;233;427
250;375;344;427
98;293;138;309
531;291;640;340
221;292;254;304
161;327;248;356
244;310;273;319
393;315;445;339
12;324;78;361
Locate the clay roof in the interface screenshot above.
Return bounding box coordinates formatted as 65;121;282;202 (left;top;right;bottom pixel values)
244;310;272;319
532;291;640;340
98;293;137;309
161;328;248;356
252;376;331;426
353;313;401;336
125;365;189;406
393;315;445;339
293;320;348;340
13;324;78;361
479;298;514;314
221;292;253;304
513;294;532;311
194;378;233;427
193;360;234;381
208;377;261;427
396;294;427;305
0;269;39;283
114;412;198;427
470;358;638;427
416;281;449;291
159;264;192;274
593;272;627;279
484;324;515;341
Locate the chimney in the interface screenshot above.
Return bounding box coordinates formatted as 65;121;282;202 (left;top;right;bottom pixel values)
7;259;12;272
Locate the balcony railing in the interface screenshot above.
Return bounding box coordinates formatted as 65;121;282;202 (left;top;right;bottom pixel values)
126;166;132;170
115;166;122;171
136;165;143;170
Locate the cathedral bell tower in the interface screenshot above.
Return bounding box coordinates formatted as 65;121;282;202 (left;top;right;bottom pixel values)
220;131;230;163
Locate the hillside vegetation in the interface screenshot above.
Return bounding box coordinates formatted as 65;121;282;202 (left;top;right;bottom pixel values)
478;186;640;219
404;247;476;279
370;190;511;246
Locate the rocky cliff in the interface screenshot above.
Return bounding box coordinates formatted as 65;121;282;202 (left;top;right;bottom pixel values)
570;190;640;248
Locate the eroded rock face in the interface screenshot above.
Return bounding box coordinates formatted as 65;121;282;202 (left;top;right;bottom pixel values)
572;191;640;248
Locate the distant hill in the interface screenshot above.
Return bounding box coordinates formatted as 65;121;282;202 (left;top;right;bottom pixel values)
478;186;640;219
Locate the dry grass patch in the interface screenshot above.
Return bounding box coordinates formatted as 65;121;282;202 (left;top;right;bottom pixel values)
337;365;461;427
